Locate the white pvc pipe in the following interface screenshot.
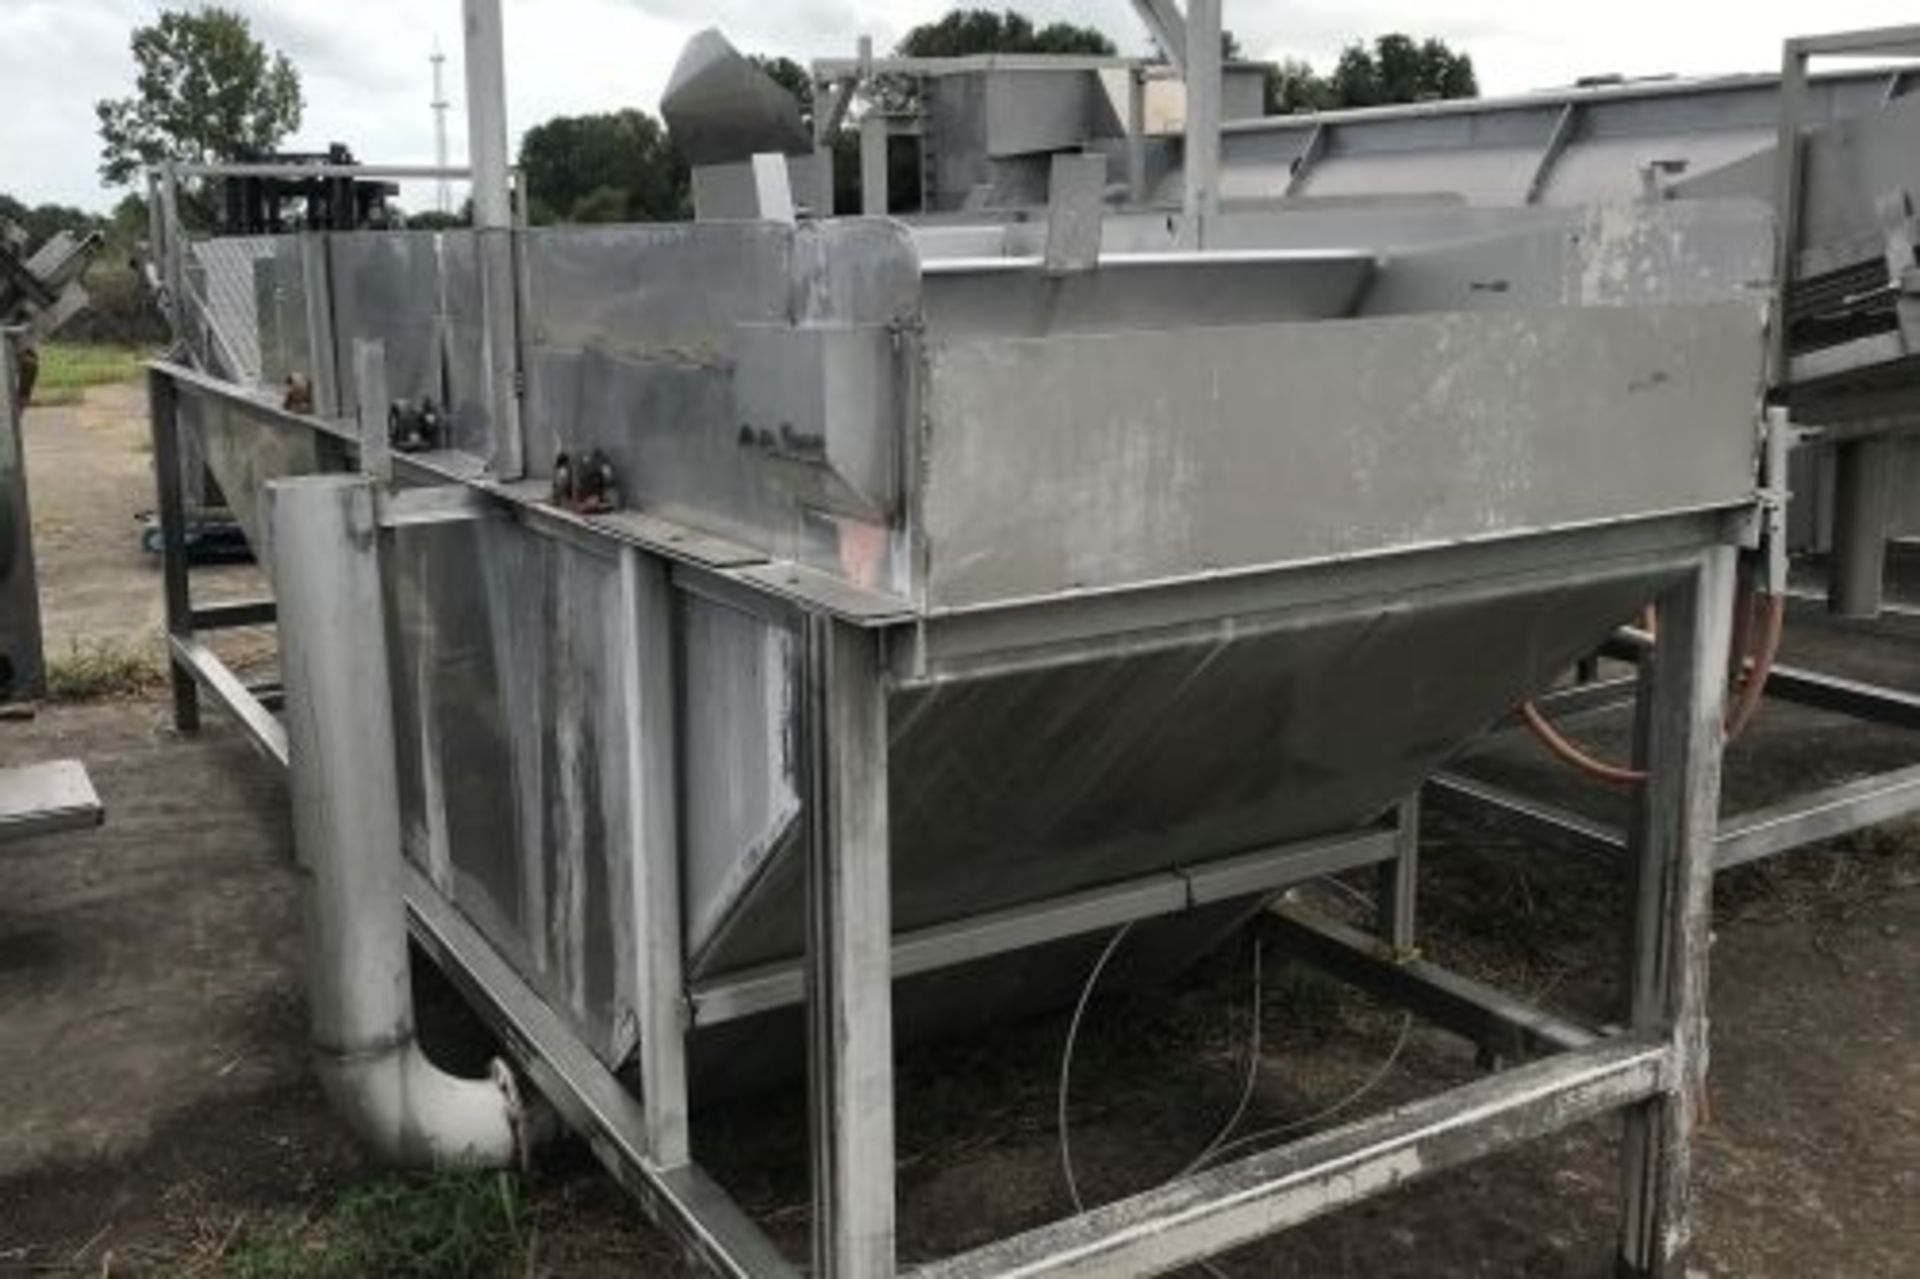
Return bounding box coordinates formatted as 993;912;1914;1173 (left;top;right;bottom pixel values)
273;474;524;1168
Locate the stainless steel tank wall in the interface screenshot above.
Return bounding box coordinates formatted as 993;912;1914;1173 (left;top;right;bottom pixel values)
1178;66;1910;210
911;202;1770;611
168;202;1776;1033
373;471;1704;1014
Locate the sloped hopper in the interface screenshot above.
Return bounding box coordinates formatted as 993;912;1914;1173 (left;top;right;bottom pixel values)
690;569;1664;977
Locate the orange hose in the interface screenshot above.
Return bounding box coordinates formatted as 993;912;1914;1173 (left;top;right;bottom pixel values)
1519;700;1648;787
1519;586;1784;788
1724;592;1785;740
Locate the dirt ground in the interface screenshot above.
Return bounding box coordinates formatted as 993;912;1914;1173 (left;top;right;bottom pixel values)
0;382;1916;1277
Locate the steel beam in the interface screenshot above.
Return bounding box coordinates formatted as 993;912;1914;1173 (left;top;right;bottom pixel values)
1425;772;1626;859
1716;761;1920;869
189;599;277;630
1282;123;1327;198
167;635;289;767
860;114;890;217
462;0;523;479
1828;437;1892;617
804;615;896;1279
1524;103;1580;205
1617;546;1733;1278
1762;661;1920;729
1268;902;1598;1059
1179;0;1222;247
404;862;797;1279
148;368;199;733
0;329;45;702
691;827;1399;1026
1130;0;1188;73
910;1040;1667;1279
619;546;692;1168
1375;796;1421;953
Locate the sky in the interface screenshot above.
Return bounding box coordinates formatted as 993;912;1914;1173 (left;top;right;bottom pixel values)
3;0;1918;215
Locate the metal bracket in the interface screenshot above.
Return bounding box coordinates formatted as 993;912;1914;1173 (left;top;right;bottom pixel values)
1748;407;1803;594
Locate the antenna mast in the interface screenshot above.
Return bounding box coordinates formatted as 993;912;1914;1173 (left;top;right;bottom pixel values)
430;43;451;213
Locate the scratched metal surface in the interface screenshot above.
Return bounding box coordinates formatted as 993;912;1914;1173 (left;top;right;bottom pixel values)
518;221;921;595
178;382;323;575
384;515;641;1066
325;231;458;428
913;201;1769;612
690;564;1665;978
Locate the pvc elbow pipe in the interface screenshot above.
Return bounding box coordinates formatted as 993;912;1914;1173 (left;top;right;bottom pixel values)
274;473;529;1171
316;1045;526;1168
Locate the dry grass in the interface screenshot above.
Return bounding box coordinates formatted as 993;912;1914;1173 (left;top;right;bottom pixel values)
44;636;166;702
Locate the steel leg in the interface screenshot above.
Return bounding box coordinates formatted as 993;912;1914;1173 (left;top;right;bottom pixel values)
1616;547;1734;1279
1377;794;1420;954
1829;437;1892;618
619;546;691;1168
0;329;47;703
148;368;199;733
805;614;896;1279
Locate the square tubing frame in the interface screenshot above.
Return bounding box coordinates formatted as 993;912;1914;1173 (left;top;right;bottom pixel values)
148;363;346;764
0;327;46;704
912;547;1735;1279
1427;618;1920;877
144;352;1739;1275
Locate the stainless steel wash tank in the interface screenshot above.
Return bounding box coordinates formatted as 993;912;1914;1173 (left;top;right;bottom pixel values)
166;196;1770;1065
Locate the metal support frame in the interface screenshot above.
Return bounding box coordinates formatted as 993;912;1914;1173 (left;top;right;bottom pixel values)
147;363;342;765
1282;122;1327;199
805;614;897;1278
1179;0;1222;246
1261;550;1732;1279
0;327;46;703
1616;548;1732;1277
144;333;1747;1274
1828;436;1893;616
1433;627;1920;875
1376;794;1420;954
1524;102;1581;205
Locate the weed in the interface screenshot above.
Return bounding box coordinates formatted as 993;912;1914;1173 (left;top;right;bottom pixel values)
224;1171;530;1279
44;636;165;702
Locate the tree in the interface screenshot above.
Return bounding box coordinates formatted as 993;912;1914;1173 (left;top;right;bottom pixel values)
1266;58;1337;114
0;196;103;247
517;109;687;225
1265;34;1476;115
96;7;303;186
897;9;1116;58
1328;34;1476;109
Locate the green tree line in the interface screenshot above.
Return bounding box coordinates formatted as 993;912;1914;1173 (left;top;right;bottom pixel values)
23;4;1477;242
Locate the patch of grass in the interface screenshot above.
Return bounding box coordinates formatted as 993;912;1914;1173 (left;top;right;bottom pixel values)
44;636;165;701
225;1172;531;1279
29;341;150;406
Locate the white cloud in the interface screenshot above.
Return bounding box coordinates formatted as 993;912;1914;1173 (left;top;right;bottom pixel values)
2;0;1916;213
